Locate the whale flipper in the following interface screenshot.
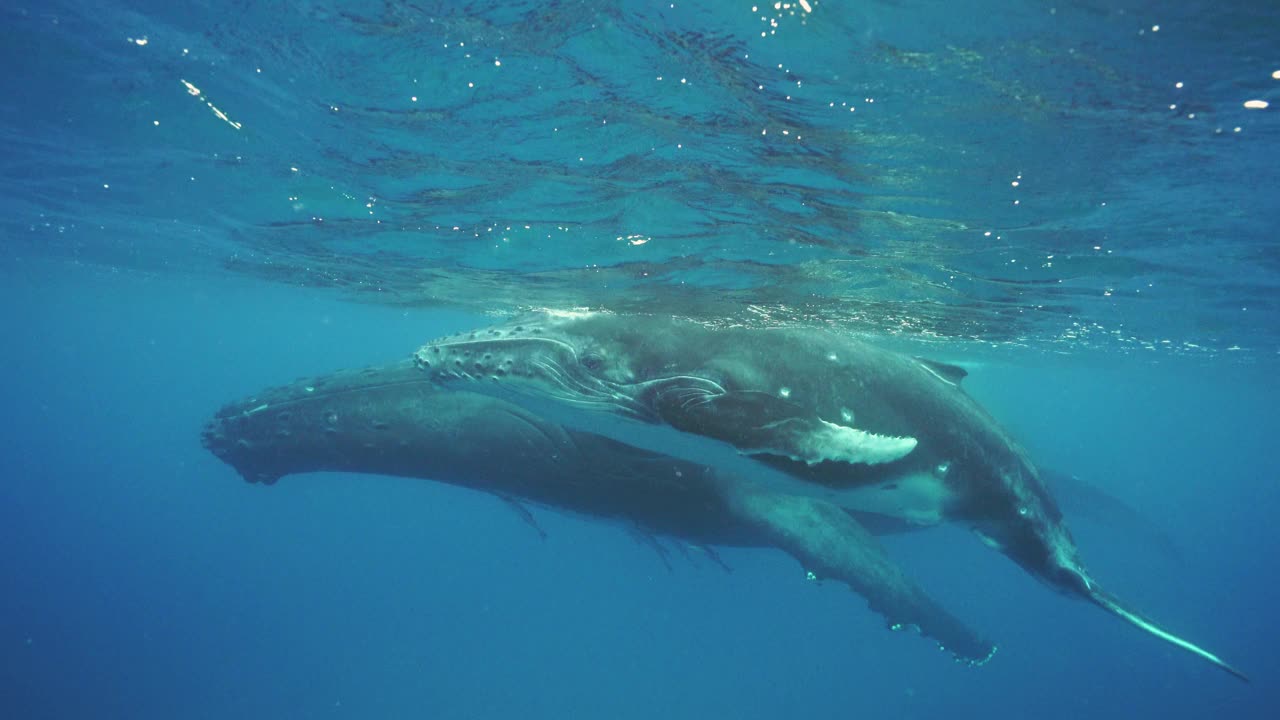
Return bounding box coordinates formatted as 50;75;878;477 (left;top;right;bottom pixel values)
724;482;996;665
1089;589;1248;682
647;385;917;467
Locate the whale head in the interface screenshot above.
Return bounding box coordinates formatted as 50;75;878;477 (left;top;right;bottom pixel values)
412;311;660;418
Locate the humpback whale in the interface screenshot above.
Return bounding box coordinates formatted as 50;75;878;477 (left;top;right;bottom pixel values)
409;311;1246;681
202;361;995;663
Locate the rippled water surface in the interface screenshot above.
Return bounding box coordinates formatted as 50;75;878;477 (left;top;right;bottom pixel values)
6;0;1278;354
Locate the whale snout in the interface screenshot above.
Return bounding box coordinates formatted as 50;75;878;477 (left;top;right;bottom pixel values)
414;342;521;381
413;326;578;384
201;406;286;485
202;361;436;486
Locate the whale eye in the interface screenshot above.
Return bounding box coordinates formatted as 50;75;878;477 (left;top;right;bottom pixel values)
581;353;604;372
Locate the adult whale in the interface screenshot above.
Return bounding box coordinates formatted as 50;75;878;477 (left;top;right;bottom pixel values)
413;311;1246;681
202;362;995;663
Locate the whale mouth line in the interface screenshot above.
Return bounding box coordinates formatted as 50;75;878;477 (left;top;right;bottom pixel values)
523;357;645;417
530;356;605;399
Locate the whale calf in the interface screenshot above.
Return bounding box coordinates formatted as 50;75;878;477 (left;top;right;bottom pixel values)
411;311;1246;681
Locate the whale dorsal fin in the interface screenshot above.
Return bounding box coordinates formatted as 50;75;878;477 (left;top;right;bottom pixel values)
915;357;968;385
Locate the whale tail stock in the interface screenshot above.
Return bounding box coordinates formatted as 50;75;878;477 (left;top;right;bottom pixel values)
1088;586;1248;682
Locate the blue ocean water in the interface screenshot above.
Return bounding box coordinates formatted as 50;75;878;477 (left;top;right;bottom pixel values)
2;1;1277;718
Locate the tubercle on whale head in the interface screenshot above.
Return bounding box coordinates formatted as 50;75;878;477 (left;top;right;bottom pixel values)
413;321;584;380
200;409;285;485
201;361;432;488
411;317;648;410
412;312;663;384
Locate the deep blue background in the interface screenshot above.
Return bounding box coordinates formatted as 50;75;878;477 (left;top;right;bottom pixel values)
1;261;1272;719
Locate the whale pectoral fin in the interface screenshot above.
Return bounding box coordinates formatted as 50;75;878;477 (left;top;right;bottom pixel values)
1090;589;1248;682
652;388;917;466
725;484;997;666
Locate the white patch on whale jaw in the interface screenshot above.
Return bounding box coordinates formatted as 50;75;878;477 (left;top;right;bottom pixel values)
746;419;918;466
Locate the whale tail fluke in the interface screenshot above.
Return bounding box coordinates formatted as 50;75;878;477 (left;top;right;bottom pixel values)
1089;588;1248;682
